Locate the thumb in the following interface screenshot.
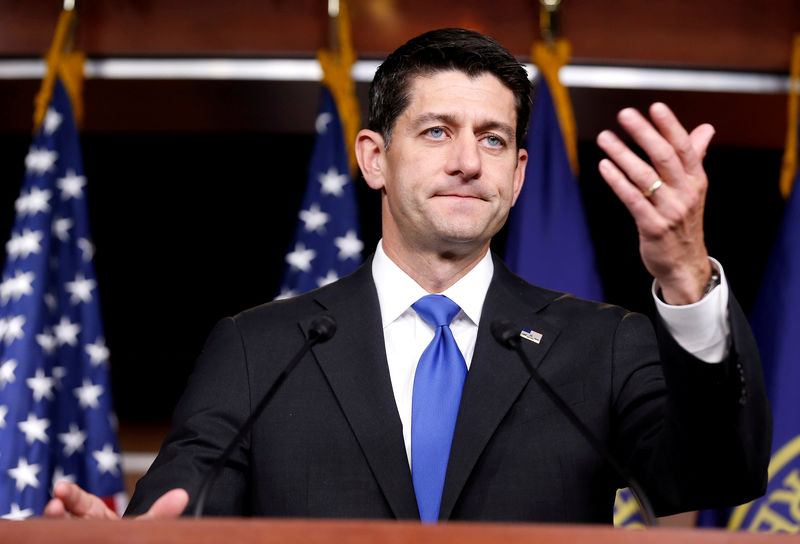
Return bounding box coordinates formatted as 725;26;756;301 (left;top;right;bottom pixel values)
689;123;715;160
137;488;189;520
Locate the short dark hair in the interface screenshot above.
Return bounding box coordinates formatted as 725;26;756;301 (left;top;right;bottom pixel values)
368;28;532;149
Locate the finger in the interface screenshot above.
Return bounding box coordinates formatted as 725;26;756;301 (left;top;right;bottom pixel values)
689;123;715;161
53;481;119;520
598;158;667;236
596;129;661;194
43;497;69;518
649;102;710;177
138;488;189;520
615;107;689;192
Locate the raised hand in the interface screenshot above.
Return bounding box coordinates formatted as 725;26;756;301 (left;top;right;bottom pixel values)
596;102;714;305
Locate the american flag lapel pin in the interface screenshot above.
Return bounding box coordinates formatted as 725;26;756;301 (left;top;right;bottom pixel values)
520;328;543;344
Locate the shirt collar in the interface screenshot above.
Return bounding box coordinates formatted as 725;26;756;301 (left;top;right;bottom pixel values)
371;239;494;328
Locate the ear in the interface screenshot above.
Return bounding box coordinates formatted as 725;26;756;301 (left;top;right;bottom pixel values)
510;147;528;206
355;129;387;190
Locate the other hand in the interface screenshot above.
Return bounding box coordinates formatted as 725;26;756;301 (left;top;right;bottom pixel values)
43;481;189;519
596;102;713;305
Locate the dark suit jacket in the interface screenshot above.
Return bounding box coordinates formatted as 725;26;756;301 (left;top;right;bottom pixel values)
126;255;771;523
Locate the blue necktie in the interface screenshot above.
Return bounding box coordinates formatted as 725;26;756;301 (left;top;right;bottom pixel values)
411;294;467;522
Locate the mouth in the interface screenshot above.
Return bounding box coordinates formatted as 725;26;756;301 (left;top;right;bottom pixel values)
434;193;487;201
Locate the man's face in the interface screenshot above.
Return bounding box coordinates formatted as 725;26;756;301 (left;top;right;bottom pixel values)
374;70;527;257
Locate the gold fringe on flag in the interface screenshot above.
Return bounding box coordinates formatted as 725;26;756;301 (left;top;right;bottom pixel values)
33;8;85;132
779;34;800;199
531;39;578;176
317;0;361;176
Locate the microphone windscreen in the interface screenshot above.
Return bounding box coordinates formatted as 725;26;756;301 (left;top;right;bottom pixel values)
309;313;337;341
491;318;520;349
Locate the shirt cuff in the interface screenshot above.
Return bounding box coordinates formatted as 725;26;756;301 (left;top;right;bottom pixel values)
652;257;730;363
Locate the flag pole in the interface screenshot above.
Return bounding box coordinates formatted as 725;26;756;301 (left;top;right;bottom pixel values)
779;34;800;200
33;5;84;132
534;0;578;175
318;0;360;176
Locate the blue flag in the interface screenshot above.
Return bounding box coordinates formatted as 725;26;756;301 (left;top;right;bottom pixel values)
505;77;603;302
0;79;124;519
276;86;363;298
719;177;800;532
506;74;650;526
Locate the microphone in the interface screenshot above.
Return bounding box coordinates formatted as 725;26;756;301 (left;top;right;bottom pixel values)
491;319;658;527
192;313;337;517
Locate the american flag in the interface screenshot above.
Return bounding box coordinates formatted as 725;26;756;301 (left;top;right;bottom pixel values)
0;78;124;519
276;86;363;299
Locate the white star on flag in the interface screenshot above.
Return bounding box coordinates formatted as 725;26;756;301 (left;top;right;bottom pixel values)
57;170;87;200
51;366;66;388
51;467;76;491
299;203;330;233
1;315;26;344
17;413;50;445
0;359;16;388
315;112;333;134
274;288;297;301
24;148;58;175
286;242;316;273
74;379;103;409
52;217;73;241
335;230;364;261
53;316;81;346
65;273;96;304
0;270;36;304
77;238;95;262
58;423;87;456
92;444;120;476
317;270;339;287
44;292;58;313
0;405;7;428
318;167;348;197
85;338;110;367
8;458;41;491
1;503;34;520
35;330;58;355
43;107;63;135
6;229;43;260
26;369;56;402
14;187;52;216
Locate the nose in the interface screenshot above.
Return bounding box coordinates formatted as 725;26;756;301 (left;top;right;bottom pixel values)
444;134;481;181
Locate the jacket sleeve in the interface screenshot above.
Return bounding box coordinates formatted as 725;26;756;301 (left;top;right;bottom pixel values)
613;292;772;516
125;317;252;516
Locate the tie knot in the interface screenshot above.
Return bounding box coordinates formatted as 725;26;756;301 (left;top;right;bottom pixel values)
412;294;461;328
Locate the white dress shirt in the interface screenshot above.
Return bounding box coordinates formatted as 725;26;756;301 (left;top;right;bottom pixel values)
371;240;729;464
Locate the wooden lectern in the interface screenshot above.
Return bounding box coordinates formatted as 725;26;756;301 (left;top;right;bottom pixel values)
0;519;789;543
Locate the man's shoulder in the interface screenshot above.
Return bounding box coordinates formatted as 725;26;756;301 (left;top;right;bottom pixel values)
491;255;627;317
231;260;375;328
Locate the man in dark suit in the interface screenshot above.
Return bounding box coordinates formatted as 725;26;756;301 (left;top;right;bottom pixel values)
45;28;770;523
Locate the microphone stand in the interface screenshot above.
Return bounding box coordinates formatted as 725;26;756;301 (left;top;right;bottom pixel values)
491;319;658;527
192;314;336;517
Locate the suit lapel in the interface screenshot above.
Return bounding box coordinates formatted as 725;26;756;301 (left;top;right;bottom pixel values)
439;258;562;519
302;262;419;519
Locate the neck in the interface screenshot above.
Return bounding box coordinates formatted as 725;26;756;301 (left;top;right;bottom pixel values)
381;234;490;293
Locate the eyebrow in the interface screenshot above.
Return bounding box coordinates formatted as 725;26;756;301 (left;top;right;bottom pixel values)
410;112;515;140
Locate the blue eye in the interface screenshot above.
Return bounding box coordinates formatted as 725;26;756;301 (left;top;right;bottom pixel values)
427;127;445;138
485;135;503;147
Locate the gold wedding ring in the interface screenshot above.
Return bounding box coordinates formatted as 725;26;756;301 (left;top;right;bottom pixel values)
644;179;663;198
